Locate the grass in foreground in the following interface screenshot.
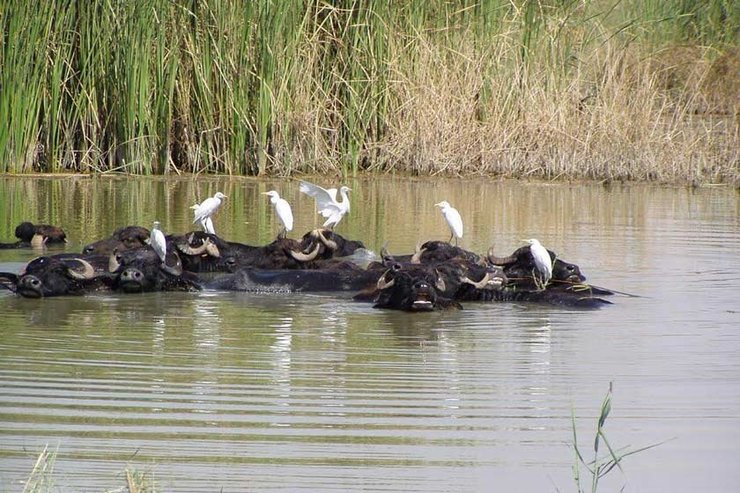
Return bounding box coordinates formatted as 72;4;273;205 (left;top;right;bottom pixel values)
16;445;156;493
569;382;666;493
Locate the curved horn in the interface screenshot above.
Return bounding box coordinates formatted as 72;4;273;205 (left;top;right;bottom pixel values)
487;246;517;266
376;271;395;290
434;269;446;292
30;234;47;248
204;238;220;258
176;241;208;256
461;272;494;290
410;243;425;264
160;261;183;276
316;229;338;251
289;242;320;262
66;259;97;280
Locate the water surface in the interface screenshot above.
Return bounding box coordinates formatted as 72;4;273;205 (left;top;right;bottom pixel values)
1;176;738;492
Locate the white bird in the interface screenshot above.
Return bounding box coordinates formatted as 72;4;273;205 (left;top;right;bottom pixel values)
523;238;553;289
263;190;294;238
299;180;351;229
192;192;227;235
434;201;463;245
191;203;215;235
150;221;167;262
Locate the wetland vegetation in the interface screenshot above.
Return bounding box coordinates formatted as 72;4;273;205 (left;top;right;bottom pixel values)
0;0;737;183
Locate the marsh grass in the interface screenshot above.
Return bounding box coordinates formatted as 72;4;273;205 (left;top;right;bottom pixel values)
0;0;737;182
569;383;665;493
16;445;157;493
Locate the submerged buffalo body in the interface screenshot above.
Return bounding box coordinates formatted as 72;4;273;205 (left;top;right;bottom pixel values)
206;262;381;293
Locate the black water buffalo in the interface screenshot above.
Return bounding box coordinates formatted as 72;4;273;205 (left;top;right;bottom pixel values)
369;263;462;311
0;222;67;249
379;240;482;266
108;246;201;293
172;228;368;273
484;285;613;308
82;226;150;255
0;254;111;298
356;254;507;307
487;245;588;290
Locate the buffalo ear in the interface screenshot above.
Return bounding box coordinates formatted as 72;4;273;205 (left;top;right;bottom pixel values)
434;269;446;292
0;272;19;292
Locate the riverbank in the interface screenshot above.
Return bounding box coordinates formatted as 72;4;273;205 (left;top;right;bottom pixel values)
0;1;737;183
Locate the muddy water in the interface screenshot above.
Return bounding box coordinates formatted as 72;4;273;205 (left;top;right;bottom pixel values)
0;176;738;492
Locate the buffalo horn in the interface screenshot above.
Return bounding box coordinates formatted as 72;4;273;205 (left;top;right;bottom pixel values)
316;229;338;251
410;243;425;264
204;238;220;258
376;271;395;290
66;259;97;280
487;246;517;266
461;272;495;289
289;242;321;262
177;240;208;256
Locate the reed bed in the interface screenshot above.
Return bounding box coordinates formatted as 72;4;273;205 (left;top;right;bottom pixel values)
0;0;737;183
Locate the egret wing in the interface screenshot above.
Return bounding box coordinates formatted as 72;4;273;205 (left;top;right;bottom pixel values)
299;181;340;216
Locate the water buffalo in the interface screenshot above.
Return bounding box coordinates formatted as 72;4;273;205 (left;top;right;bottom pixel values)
82;226;150;255
0;254;111;298
108;246;202;293
173;228;368;273
0;222;67;249
369;263;462;311
380;240;482;265
487;245;588;290
356;254;506;306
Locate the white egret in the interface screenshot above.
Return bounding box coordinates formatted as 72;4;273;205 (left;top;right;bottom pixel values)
434;201;463;245
263;190;294;238
189;203;215;235
299;180;351;229
523;238;553;289
150;221;167;262
192;192;227;235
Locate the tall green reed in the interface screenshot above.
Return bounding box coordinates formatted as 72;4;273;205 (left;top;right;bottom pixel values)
0;0;735;181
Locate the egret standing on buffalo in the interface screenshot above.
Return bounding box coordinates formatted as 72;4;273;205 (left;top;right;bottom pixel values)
150;221;167;263
523;238;553;289
263;190;294;239
193;192;227;235
299;180;351;230
435;201;463;245
190;203;215;235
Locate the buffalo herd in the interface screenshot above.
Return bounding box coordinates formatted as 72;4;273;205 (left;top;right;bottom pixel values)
0;222;614;310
